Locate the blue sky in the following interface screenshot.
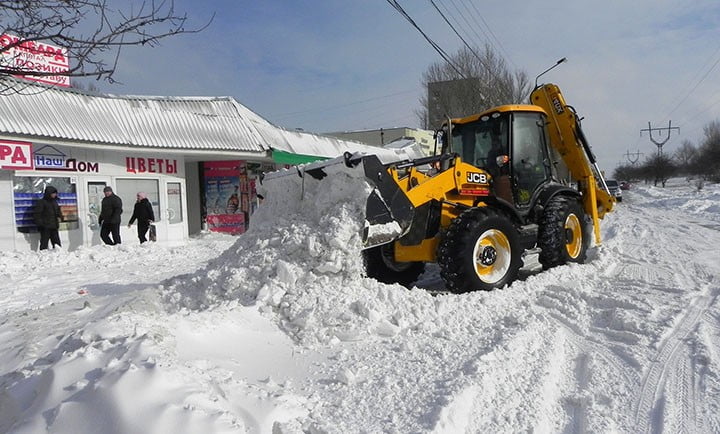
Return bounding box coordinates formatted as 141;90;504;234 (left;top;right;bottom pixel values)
93;0;720;173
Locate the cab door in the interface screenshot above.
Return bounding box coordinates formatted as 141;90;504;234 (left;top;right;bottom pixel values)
511;113;551;206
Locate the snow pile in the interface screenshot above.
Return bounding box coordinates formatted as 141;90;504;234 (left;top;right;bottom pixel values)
165;162;413;344
3;177;720;433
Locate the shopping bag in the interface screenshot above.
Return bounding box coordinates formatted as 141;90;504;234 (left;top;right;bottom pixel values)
149;224;157;242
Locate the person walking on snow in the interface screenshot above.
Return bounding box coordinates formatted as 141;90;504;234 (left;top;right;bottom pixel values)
34;185;63;250
99;186;122;245
128;192;155;243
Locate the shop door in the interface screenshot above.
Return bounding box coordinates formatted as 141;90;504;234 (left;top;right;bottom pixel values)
85;180;110;246
163;180;187;245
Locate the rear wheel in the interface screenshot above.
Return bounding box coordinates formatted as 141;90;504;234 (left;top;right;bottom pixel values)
538;196;591;269
363;243;425;287
438;207;522;293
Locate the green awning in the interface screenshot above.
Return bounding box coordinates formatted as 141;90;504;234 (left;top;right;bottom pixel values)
271;149;328;165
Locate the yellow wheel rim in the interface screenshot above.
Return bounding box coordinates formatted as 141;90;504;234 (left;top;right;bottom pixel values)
472;229;511;284
565;214;582;259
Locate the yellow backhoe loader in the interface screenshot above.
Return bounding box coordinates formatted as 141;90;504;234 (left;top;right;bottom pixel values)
262;78;614;292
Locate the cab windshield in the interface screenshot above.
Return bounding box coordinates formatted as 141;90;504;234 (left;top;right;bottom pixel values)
450;113;509;170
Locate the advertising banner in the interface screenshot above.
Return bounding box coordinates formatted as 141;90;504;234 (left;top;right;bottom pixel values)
204;161;245;235
0;33;70;87
0;140;33;170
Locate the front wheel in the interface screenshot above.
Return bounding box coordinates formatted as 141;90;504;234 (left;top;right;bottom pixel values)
438;207;522;293
538;196;591;269
363;243;425;287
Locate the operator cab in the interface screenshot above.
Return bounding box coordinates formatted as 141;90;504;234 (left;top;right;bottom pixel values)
441;106;554;207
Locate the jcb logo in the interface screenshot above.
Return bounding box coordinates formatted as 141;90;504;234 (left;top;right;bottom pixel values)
466;172;487;184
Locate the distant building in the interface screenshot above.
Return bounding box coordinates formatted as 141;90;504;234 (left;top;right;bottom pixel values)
427;78;481;129
324;127;435;155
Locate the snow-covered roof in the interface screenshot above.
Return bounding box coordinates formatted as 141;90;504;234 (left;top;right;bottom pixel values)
255;126;424;161
0;77;275;152
0;77;399;160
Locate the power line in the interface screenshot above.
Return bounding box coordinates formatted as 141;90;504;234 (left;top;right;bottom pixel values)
384;0;467;78
666;56;720;119
465;1;516;68
659;43;720;121
443;0;508;68
428;0;491;71
439;0;490;49
674;87;720;127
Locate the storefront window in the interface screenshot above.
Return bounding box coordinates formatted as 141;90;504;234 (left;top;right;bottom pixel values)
13;176;79;232
115;179;160;222
167;182;183;223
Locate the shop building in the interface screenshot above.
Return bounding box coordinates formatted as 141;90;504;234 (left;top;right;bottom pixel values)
0;77;416;252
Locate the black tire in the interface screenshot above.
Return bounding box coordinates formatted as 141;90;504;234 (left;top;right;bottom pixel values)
538;196;591;269
437;207;522;293
363;243;425;287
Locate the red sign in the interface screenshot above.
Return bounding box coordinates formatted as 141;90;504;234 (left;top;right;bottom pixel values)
0;140;33;170
0;34;69;87
126;157;178;174
206;214;245;235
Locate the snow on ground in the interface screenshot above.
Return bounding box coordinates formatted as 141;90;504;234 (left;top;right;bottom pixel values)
1;175;720;433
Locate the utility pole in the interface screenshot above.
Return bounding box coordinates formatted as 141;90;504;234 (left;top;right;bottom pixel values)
640;121;679;155
624;150;643;165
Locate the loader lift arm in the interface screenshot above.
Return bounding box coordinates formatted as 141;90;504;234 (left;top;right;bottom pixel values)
530;83;614;243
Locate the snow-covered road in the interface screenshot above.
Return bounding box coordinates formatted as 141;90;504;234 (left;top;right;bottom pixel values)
1;178;720;433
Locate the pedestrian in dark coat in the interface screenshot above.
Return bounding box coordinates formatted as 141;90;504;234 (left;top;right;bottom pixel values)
128;192;155;243
98;186;123;245
34;186;63;250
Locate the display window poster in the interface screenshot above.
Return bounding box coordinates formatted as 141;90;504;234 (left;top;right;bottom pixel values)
203;161;245;234
13;176;79;233
206;213;245;235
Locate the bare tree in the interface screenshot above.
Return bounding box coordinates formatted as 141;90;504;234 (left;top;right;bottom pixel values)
673;139;697;174
696;120;720;181
613;163;637;182
416;44;531;129
644;152;676;187
0;0;212;92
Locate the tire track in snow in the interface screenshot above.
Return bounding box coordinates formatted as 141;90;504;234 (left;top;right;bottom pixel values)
553;318;640;432
697;314;720;433
614;195;720;433
632;286;718;433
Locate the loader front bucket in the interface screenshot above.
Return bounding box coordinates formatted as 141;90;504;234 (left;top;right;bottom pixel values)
360;154;415;248
258;152;415;249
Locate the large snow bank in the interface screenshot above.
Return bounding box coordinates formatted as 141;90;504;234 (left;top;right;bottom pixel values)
4;177;720;433
163;162;440;346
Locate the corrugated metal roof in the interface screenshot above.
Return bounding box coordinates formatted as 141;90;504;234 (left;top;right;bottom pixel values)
0;77;270;153
0;76;423;162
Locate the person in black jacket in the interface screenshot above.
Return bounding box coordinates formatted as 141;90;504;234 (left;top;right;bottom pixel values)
128;192;155;243
34;186;63;250
98;186;123;245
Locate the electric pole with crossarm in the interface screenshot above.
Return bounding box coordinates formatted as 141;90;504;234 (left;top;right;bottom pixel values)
640;121;679;155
